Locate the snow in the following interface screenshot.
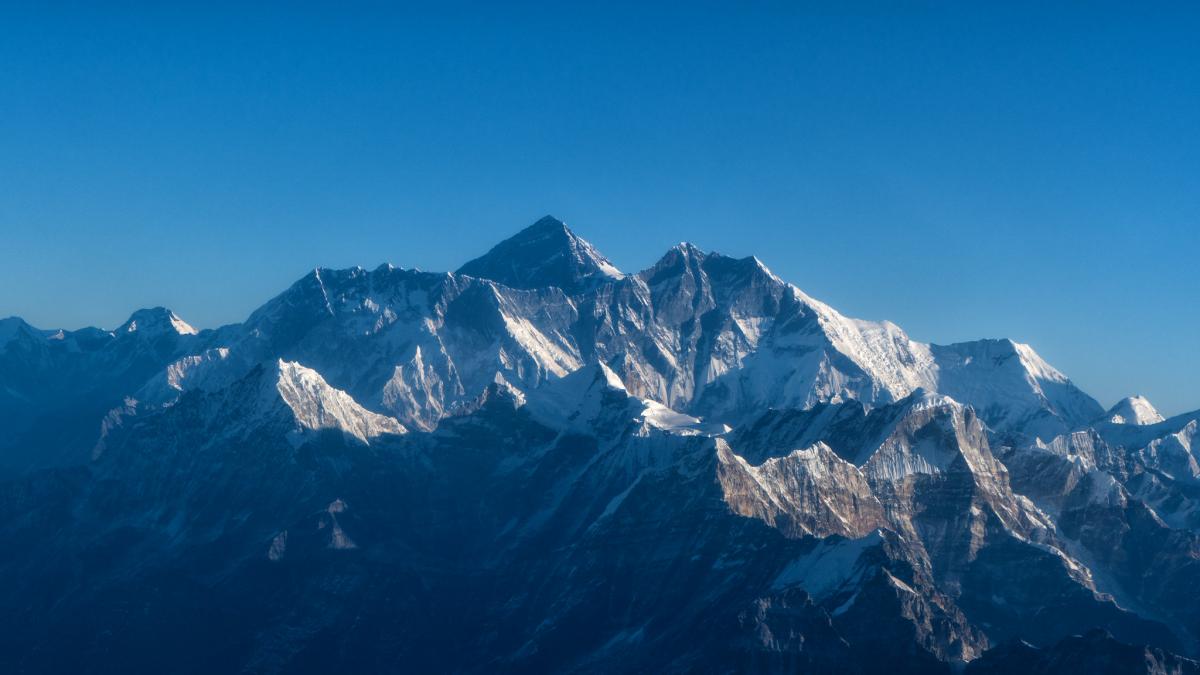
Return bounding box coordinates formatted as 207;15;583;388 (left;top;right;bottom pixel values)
169;313;199;335
856;391;964;478
885;570;917;595
719;440;881;538
1104;395;1165;425
789;285;938;402
1011;341;1070;383
930;338;1103;439
1084;470;1125;507
121;226;1113;442
381;345;451;431
639;400;726;435
273;360;407;445
523;362;722;438
498;310;583;378
164;348;231;391
524;363;626;430
136;347;240;405
592;468;650;526
772;531;884;596
457;215;623;292
10;217;1200;669
119;308;200;337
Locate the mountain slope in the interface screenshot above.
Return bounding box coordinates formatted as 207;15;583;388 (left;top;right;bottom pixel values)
0;216;1197;673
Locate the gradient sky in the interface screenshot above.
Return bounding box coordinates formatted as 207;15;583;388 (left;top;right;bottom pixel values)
1;2;1197;414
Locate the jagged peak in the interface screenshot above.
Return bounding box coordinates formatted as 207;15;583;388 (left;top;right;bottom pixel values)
456;215;623;293
642;242;788;295
641;242;708;284
670;241;707;257
650;241;713;268
853;388;1005;484
270;359;406;445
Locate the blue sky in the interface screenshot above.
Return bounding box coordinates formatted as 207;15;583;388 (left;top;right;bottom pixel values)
1;2;1197;414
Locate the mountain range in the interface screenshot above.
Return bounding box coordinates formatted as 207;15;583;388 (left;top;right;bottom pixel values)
1;216;1197;673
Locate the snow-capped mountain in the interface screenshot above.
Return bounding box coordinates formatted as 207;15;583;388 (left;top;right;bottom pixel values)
0;216;1196;674
930;338;1104;441
118;306;199;337
457;215;624;293
1103;395;1167;426
272;359;407;445
104;218;1098;449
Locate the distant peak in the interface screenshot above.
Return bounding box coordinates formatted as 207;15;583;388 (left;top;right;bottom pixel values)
0;316;34;331
117;307;197;337
456;216;623;293
1104;395;1164;426
0;316;38;345
642;242;707;280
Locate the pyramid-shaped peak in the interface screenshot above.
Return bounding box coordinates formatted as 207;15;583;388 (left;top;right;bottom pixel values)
526;214;572;234
117;307;197;337
1104;395;1164;426
456;215;623;293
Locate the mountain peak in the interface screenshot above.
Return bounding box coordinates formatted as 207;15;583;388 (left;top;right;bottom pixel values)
671;241;706;256
526;214;572;234
0;316;36;343
1104;395;1165;426
456;216;623;293
117;307;197;337
271;359;406;445
930;338;1103;440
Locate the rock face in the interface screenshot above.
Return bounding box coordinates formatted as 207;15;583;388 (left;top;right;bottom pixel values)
0;216;1198;673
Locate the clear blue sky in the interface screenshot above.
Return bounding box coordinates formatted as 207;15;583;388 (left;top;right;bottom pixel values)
1;2;1197;414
